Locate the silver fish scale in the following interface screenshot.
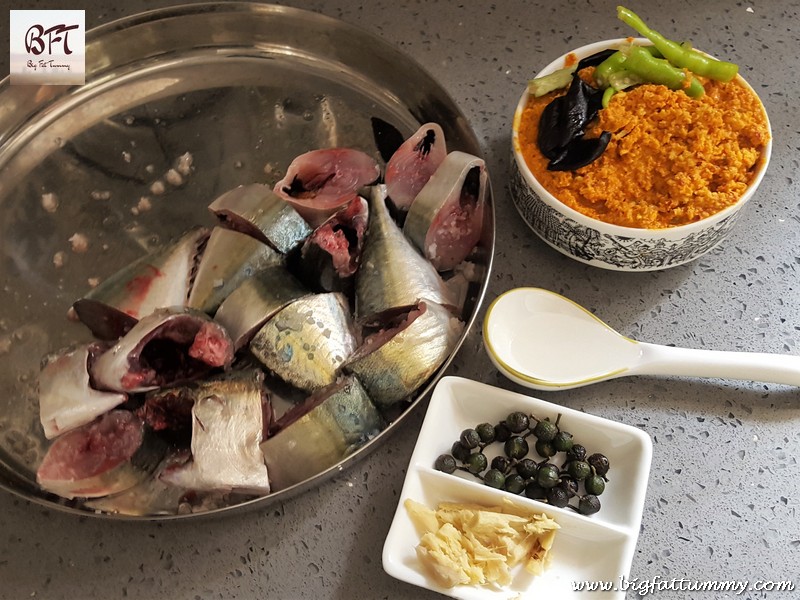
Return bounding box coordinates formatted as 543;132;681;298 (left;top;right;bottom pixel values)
213;265;310;350
160;372;270;494
261;375;384;491
188;228;283;315
345;301;464;407
208;183;312;254
249;293;358;393
355;185;456;322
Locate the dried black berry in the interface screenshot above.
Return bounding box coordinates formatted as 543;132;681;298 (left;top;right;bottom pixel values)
451;441;471;463
506;411;530;433
553;430;574;452
483;469;505;489
566;460;591;481
533;419;558;442
525;480;546;500
465;452;488;475
535;439;557;458
585;474;606;496
494;422;512;443
460;428;481;450
504;436;529;460
475;422;496;444
546;485;570;508
566;444;587;462
537;464;560;489
491;455;512;474
578;494;602;515
504;474;526;495
588;453;610;478
434;454;457;474
516;458;538;479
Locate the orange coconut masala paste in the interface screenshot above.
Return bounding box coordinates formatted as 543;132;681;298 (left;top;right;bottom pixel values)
516;75;771;229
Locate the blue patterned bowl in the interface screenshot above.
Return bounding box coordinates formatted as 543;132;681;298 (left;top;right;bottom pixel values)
510;39;771;272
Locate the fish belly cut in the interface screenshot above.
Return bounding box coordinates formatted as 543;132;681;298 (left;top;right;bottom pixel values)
38;344;127;439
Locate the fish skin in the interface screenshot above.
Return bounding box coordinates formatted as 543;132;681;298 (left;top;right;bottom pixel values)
385;122;447;212
214;265;310;351
158;369;270;494
261;375;383;491
90;307;234;393
73;227;209;340
208;183;312;253
83;451;195;516
355;185;457;323
36;410;166;500
249;293;358;393
345;301;464;407
403;151;487;271
187;227;284;315
38;344;127;439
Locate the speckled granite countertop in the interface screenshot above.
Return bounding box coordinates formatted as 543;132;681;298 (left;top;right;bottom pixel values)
1;0;799;598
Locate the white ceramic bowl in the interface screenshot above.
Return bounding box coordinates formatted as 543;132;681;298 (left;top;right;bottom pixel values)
382;376;652;599
510;39;772;272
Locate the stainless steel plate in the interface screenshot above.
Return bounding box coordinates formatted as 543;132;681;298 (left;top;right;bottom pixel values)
0;2;494;519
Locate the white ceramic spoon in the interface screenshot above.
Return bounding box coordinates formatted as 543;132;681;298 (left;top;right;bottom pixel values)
483;287;800;391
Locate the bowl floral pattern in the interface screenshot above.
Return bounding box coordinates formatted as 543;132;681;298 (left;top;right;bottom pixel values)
509;157;742;271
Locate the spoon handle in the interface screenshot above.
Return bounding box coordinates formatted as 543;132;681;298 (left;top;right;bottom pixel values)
636;342;800;386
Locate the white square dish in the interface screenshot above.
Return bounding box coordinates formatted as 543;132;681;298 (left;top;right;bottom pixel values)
382;376;653;599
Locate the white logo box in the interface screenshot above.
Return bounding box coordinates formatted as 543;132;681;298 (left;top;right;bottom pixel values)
9;9;85;85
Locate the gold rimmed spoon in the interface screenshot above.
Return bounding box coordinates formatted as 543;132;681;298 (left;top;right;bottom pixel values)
483;287;800;391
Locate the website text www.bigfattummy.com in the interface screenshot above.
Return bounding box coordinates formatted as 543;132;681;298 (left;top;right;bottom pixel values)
571;576;796;596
